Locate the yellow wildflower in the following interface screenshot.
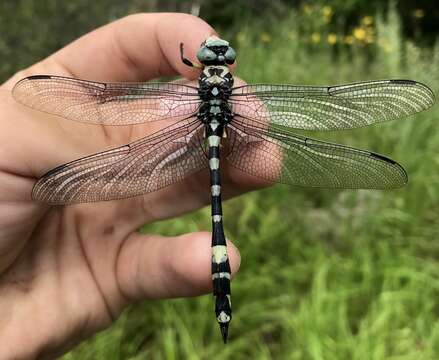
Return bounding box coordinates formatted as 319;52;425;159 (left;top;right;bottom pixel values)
311;32;321;44
327;33;337;45
362;16;373;26
322;6;333;17
353;27;366;41
322;6;333;22
260;32;272;43
414;9;425;18
303;4;313;15
343;35;354;45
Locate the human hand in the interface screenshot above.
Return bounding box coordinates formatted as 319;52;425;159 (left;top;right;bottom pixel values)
0;13;262;358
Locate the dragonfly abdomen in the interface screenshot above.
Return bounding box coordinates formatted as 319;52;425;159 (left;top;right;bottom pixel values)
206;122;232;343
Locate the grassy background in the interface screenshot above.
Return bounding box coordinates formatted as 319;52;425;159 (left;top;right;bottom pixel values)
2;2;437;359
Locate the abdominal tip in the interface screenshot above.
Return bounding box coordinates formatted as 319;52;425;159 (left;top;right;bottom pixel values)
220;322;229;343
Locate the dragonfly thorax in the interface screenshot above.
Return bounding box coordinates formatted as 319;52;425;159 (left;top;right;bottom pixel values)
200;65;233;89
198;65;234;127
197;100;233;126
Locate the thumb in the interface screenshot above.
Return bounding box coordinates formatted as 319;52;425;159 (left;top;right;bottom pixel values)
116;231;241;300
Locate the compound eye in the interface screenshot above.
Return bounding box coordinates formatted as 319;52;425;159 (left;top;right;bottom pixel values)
224;47;236;64
197;47;217;62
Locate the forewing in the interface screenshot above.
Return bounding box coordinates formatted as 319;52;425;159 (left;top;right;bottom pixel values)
13;75;201;125
32;119;207;204
227;116;407;189
230;80;434;130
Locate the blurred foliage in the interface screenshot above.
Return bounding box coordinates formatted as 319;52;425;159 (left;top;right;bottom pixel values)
0;1;438;359
0;0;151;79
201;0;438;45
0;1;437;81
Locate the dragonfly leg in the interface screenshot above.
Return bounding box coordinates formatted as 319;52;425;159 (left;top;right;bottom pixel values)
180;43;202;68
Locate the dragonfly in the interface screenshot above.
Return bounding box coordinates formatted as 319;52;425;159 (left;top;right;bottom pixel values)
12;36;434;343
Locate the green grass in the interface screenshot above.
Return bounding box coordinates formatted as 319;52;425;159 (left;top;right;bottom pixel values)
64;8;439;360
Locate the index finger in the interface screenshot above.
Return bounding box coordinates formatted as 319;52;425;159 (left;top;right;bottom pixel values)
3;13;216;87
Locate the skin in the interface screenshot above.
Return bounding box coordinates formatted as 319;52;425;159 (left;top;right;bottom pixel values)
0;13;267;359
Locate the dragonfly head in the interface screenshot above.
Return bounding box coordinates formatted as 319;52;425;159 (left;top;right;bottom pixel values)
197;36;236;66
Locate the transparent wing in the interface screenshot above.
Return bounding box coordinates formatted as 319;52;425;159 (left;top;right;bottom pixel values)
230;79;434;130
13;75;201;125
226;115;407;189
32;119;207;204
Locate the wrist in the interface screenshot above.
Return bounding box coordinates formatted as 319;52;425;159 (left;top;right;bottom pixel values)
0;300;45;359
0;287;81;359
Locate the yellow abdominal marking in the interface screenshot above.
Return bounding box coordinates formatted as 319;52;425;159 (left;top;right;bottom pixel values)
212;245;228;263
217;311;231;323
